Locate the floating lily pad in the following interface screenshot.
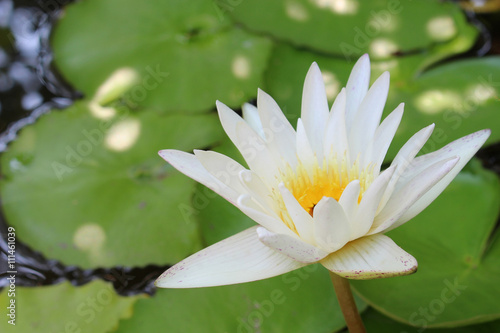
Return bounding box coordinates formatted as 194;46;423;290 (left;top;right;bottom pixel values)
0;101;224;268
362;307;500;332
264;44;500;160
197;183;256;247
52;0;272;113
0;280;141;333
388;56;500;159
351;160;500;327
117;264;366;333
230;0;476;59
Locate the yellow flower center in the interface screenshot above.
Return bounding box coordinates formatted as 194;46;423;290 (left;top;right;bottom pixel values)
274;153;374;233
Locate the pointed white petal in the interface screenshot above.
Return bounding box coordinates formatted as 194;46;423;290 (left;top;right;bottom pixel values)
369;103;404;173
194;150;247;194
349;71;390;161
242;103;265;139
257;89;297;167
392;124;436;169
321;234;417;279
237;194;297;238
216;100;244;146
278;183;314;243
159;150;239;204
235;121;279;185
313;197;350;253
324;88;349;162
370;156;459;234
351;166;395;239
378;124;435;210
217;101;278;183
345;54;370;133
338;180;360;221
257;227;329;263
156;226;306;288
390;129;490;226
301;62;330;158
296;118;317;171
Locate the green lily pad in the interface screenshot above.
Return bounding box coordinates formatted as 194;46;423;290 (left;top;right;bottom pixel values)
117;264;365;333
362;307;500;332
197;183;255;247
52;0;272;113
351;160;500;327
387;56;500;159
264;43;500;160
0;101;224;268
230;0;476;59
0;280;141;333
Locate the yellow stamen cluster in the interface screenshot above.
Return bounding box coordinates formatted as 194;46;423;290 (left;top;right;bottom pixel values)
274;153;374;233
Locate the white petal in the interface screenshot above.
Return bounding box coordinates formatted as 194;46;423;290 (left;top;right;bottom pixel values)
237;194;297;238
216;100;244;146
391;129;490;226
159;150;239;204
345;54;370;133
278;183;314;243
313;197;350;253
257;227;329;263
235;121;279;185
239;170;274;211
378;124;435;210
349;71;390;161
242;103;265;139
217;101;279;184
392;124;435;169
350;166;395;240
321;234;417;279
257;89;297;166
323;88;349;163
155;226;306;288
194;150;247;194
296;119;317;170
301;62;330;158
369;103;404;173
338;180;360;221
370;156;459;234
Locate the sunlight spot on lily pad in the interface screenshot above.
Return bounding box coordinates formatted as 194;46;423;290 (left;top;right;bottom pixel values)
89;101;117;119
9;158;27;172
371;59;398;73
369;13;398;32
322;71;340;101
231;55;251;79
93;67;139;105
105;118;141;152
466;83;496;104
73;223;106;251
415;89;461;114
311;0;359;15
285;0;309;21
427;16;456;41
369;38;398;59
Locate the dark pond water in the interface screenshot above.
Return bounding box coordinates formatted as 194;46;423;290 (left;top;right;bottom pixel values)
0;0;498;296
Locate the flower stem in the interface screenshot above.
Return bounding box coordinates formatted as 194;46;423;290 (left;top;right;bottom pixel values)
329;272;366;333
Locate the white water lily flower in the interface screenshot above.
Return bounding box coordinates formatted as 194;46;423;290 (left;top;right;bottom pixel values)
156;55;490;288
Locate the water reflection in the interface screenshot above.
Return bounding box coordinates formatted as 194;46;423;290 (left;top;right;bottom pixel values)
0;0;76;136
